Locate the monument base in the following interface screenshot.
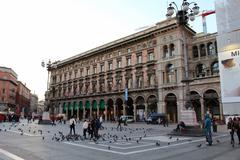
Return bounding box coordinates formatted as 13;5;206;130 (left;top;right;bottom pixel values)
169;125;205;137
38;112;52;125
169;109;205;137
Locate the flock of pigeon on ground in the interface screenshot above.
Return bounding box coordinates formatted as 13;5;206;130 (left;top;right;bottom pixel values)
0;122;221;150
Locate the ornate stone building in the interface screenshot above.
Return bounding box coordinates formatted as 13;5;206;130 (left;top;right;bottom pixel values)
47;18;222;123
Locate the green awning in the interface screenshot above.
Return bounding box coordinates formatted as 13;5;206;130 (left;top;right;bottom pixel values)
85;101;90;109
99;100;105;110
79;101;83;110
93;101;97;110
68;102;72;110
74;102;78;110
63;102;66;111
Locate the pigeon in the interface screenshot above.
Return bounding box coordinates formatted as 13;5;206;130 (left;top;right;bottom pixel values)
169;136;172;139
136;140;139;143
156;141;160;146
108;146;111;150
216;140;220;143
176;138;179;141
167;142;170;145
139;137;142;140
197;144;202;148
144;134;147;137
20;132;23;135
42;136;45;140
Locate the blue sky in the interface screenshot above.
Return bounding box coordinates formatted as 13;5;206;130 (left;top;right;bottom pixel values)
0;0;217;100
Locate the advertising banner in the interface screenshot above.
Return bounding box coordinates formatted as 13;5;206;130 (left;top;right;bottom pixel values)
219;48;240;103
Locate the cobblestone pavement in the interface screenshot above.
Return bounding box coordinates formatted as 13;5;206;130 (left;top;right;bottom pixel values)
0;120;239;160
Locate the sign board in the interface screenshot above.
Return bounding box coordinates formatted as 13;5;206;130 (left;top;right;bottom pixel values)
218;48;240;103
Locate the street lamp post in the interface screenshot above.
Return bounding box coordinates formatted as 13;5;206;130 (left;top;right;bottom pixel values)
41;60;52;112
166;0;199;110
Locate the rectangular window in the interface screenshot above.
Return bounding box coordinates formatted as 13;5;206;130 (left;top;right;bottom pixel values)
148;52;154;61
127;48;131;53
137;55;142;64
117;61;121;68
118;51;121;56
127;57;131;66
100;64;104;72
74;70;78;78
93;67;97;74
87;68;90;75
2;89;5;94
109;62;113;70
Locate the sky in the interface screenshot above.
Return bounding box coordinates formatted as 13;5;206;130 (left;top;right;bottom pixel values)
0;0;217;100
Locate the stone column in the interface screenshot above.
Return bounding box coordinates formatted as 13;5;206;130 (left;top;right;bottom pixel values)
144;103;148;119
77;107;79;121
219;102;224;120
123;104;126;116
83;106;86;119
200;98;204;121
97;105;99;118
90;106;92;119
113;104;116;119
133;104;136;122
105;105;108;121
66;106;68;120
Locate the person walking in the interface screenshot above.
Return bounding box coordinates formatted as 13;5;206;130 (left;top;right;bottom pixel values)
227;117;235;146
204;113;212;146
82;120;88;139
117;117;122;131
69;116;76;135
236;117;240;145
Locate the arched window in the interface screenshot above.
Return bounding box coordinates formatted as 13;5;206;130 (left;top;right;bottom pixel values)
163;45;168;58
196;64;206;77
207;42;215;55
211;61;219;75
169;44;175;57
200;44;206;57
192;46;198;58
166;64;175;83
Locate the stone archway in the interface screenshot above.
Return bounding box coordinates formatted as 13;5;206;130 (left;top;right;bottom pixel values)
147;95;158;115
190;91;201;122
73;101;78;117
116;98;123;118
204;89;220;119
99;99;105;119
126;97;134;116
165;93;177;123
85;100;90;119
92;100;98;119
135;96;145;121
63;102;67;114
107;99;114;121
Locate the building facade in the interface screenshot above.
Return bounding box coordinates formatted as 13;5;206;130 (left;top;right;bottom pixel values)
16;81;31;116
47;18;222;123
30;93;38;113
0;67;18;112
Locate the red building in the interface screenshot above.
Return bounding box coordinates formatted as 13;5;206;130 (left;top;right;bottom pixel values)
16;81;31;116
0;67;18;112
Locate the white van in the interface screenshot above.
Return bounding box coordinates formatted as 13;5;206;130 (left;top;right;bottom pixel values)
120;115;134;123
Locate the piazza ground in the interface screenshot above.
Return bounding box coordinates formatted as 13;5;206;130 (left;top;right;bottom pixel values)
0;120;239;160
